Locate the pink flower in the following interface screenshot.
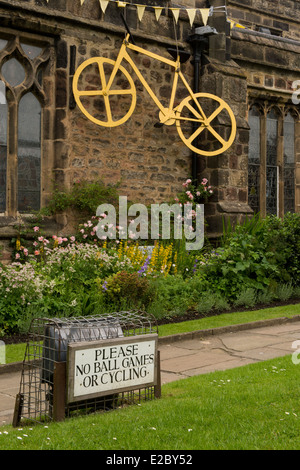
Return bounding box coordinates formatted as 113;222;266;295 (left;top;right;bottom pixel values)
186;179;192;184
34;250;40;256
33;226;39;232
70;236;75;242
196;191;200;196
202;178;208;185
23;248;28;256
15;253;20;259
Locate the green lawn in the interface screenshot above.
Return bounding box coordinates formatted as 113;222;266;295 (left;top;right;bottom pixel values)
0;355;299;450
158;303;300;337
3;303;300;364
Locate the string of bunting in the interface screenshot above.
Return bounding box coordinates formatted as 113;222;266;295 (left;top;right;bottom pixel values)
44;0;225;27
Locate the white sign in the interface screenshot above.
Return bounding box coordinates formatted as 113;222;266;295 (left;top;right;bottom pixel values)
67;334;158;403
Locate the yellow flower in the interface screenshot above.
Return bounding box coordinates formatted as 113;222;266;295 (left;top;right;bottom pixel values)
16;237;21;251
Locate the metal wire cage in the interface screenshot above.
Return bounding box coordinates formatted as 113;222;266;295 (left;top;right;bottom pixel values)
13;311;159;426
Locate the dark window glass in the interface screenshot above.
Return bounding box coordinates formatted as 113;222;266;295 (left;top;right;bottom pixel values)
248;106;260;163
0;80;6;211
266;109;278;215
248;107;260;213
18;93;41;212
284;113;295;213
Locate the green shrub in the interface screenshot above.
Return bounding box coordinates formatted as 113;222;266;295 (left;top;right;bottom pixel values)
196;293;216;315
275;283;294;302
233;288;257;308
40;179;120;218
102;271;155;309
196;213;300;301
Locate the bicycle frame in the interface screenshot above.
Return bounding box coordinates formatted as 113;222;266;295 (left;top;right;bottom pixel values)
73;32;237;156
106;34;206;124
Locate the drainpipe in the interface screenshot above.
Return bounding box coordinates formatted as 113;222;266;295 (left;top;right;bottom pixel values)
188;26;218;185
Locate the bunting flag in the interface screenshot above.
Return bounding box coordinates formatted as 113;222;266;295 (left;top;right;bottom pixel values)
137;4;146;21
229;20;247;29
200;8;210;26
170;8;180;24
100;0;109;14
187;9;196;27
154;7;163;22
45;1;225;28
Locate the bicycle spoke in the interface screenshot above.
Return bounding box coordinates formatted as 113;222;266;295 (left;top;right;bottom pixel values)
108;89;134;95
78;90;105;96
187;124;206;145
104;95;112;122
207;126;226;146
207;103;226;125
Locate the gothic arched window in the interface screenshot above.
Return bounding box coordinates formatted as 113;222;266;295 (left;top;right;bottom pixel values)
248;103;297;217
0;32;51;216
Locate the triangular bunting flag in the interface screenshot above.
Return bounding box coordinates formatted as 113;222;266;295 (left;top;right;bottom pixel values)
99;0;109;14
200;8;210;26
170;8;180;24
235;22;246;29
118;1;127;7
187;8;196;27
154;7;163;21
137;5;146;21
80;0;85;5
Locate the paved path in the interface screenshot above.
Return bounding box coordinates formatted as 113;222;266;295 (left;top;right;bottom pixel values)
1;316;300;426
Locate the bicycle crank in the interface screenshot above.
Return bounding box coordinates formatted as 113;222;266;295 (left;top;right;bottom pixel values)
158;108;176;126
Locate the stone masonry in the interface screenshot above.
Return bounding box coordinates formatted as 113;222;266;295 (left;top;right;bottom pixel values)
0;0;299;261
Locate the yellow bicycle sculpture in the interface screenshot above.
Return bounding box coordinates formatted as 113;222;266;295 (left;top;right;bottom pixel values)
73;33;236;157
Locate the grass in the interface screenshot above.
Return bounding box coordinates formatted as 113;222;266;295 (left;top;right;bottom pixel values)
2;303;300;364
0;355;299;450
158;303;300;337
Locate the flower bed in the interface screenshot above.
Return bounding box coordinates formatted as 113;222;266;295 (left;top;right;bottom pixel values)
1;180;300;336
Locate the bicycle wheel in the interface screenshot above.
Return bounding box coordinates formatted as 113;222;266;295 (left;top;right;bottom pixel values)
72;57;136;127
175;93;237;156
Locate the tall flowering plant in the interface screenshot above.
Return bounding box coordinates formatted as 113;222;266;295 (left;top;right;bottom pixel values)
175;178;214;207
